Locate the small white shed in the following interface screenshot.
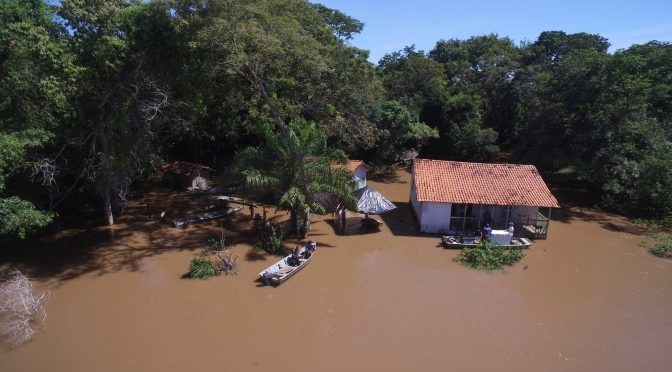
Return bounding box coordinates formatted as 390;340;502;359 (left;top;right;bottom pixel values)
334;160;367;190
347;160;367;190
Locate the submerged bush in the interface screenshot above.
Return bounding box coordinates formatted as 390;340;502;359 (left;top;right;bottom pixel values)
649;235;672;257
254;222;287;255
213;252;238;275
189;257;216;279
455;239;525;271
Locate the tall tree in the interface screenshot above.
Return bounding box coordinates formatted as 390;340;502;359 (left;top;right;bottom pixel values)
367;101;438;166
429;35;519;146
227;121;356;235
58;0;179;225
0;0;76;236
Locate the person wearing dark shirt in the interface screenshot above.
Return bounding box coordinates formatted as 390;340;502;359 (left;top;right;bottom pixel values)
482;224;492;240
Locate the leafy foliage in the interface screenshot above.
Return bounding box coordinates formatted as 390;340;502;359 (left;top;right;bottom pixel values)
0;197;53;238
254;222;287;255
648;235;672;258
455;239;525;271
367;101;438;165
0;130;54;238
188;256;216;279
227;120;357;235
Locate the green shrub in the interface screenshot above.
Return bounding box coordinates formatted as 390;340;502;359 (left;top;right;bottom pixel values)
661;215;672;229
254;222;287;255
649;235;672;257
189;257;216;279
455;239;525;271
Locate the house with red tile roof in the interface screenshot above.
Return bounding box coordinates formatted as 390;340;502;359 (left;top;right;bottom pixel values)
161;161;213;191
410;159;560;238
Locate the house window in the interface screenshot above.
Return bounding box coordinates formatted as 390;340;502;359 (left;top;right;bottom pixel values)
451;204;465;217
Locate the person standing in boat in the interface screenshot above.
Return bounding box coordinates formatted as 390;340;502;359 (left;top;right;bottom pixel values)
507;222;515;236
482;223;492;240
302;241;316;259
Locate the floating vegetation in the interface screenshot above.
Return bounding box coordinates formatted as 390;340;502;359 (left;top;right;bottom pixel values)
455;239;525;271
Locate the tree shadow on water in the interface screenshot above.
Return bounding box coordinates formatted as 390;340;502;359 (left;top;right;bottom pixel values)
324;217;384;236
379;201;429;237
552;207;647;236
369;165;410;184
0;199;266;287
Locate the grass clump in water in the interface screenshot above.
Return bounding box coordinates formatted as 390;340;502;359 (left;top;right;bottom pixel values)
649;235;672;257
189;256;217;279
455;239;525;271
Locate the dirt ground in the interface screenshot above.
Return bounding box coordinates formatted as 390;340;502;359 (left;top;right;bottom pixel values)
1;167;671;371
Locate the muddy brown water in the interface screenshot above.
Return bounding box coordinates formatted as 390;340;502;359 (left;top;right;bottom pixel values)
1;168;671;371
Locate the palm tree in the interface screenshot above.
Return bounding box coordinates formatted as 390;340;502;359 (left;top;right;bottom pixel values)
226;120;356;236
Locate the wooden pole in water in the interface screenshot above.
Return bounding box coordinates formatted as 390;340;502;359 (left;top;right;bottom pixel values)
546;207;552;237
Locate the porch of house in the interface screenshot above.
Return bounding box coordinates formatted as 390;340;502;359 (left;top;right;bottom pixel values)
517;211;551;239
447;204;552;239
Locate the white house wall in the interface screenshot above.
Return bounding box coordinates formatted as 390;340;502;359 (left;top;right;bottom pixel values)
419;202;452;233
353;165;367;190
410;174;422;222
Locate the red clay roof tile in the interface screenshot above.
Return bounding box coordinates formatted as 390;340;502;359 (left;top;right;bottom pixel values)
332;160;365;172
413;159;559;208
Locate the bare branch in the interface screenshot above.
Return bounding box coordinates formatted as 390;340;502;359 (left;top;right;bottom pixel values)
138;79;170;121
29;158;59;189
0;270;49;348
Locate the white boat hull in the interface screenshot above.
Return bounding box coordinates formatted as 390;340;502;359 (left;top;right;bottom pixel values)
441;235;533;249
259;243;316;285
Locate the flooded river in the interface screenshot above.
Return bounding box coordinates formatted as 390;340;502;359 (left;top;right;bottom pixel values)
1;168;671;371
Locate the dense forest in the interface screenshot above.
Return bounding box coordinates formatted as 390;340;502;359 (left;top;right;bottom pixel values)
1;0;671;238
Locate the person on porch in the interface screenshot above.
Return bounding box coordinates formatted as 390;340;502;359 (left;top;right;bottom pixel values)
482;223;492;240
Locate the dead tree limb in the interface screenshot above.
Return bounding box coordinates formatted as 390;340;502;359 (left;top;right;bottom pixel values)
0;270;49;348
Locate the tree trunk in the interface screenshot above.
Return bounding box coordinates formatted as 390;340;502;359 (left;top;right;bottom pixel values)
303;210;310;238
290;209;298;236
96;110;114;225
103;187;114;225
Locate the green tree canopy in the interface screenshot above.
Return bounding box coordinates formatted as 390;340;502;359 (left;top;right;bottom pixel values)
226;121;357;234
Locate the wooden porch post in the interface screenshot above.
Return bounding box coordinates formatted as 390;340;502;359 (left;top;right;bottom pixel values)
478;204;483;229
462;204;467;231
546;207;552;236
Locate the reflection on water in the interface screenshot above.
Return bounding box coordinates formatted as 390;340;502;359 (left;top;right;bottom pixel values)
1;169;671;371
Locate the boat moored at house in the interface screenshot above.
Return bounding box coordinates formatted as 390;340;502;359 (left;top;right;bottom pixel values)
441;234;533;248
